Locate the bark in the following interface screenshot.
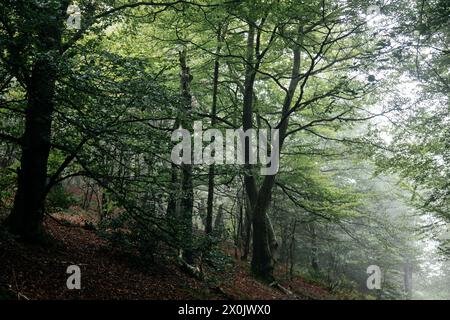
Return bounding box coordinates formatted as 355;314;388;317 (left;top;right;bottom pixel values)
404;259;413;299
166;113;181;217
213;204;225;236
241;192;252;261
310;224;320;272
205;26;223;235
236;188;244;258
279;222;289;266
266;211;278;261
205;166;215;234
179;50;194;264
100;188;108;221
289;220;297;280
166;161;179;217
7;57;57;240
250;176;276;281
180;162;194;264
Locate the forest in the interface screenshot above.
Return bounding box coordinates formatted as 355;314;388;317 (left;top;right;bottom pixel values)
0;0;449;301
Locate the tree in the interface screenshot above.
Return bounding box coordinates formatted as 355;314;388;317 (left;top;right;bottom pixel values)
0;0;214;240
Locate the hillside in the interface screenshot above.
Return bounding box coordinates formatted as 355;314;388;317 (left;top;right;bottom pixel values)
0;217;332;300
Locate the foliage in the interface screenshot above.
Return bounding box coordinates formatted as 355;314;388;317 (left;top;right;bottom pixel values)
0;0;449;299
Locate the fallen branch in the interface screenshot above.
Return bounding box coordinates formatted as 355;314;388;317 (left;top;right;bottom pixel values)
269;281;298;299
177;250;204;280
11;267;30;300
17;292;30;300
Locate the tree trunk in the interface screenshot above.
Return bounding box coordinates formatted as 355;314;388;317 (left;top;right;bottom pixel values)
205;166;215;235
7;58;57;240
167;111;181;218
279;222;289;268
241;192;252;261
205;26;223;235
289;220;297;280
213;204;225;236
179;50;194;264
404;259;413;299
236;188;244;258
242;22;302;281
180;163;194;263
310;224;320;273
240;20;273;280
250;176;277;281
166;161;179;217
6;1;69;241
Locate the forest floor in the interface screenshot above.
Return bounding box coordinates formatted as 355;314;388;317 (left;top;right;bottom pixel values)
0;217;333;300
